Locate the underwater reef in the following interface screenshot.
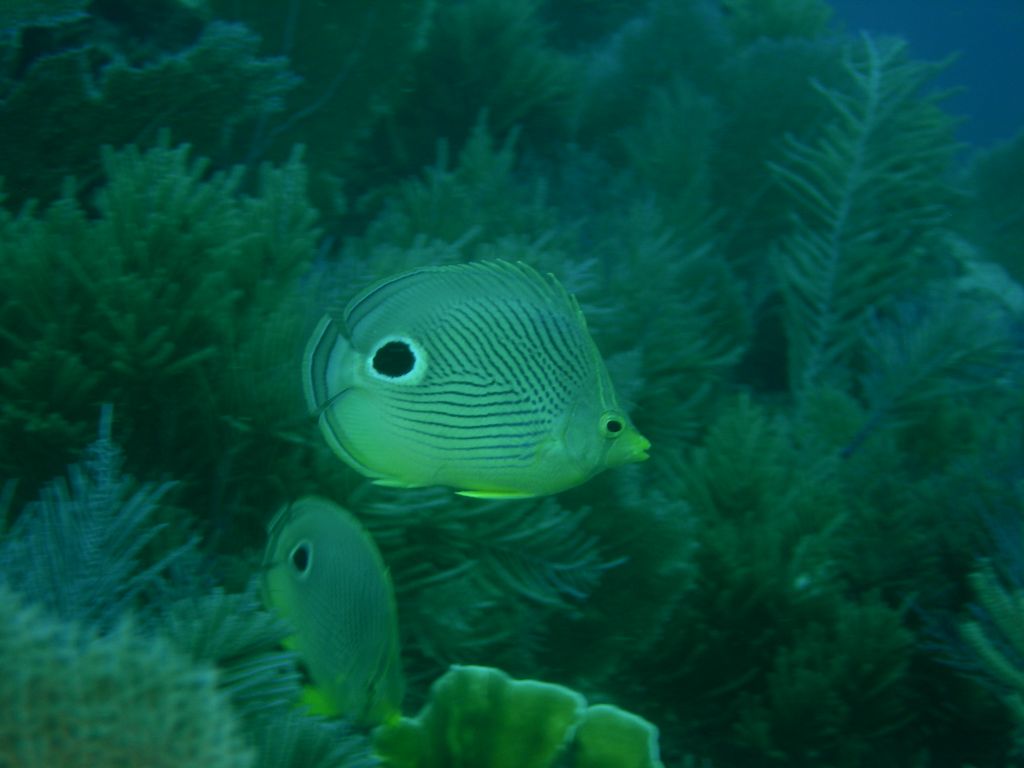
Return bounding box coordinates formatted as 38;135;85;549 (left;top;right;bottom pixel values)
2;0;1024;766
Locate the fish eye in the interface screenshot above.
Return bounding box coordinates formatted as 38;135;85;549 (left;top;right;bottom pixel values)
601;412;625;438
290;541;312;575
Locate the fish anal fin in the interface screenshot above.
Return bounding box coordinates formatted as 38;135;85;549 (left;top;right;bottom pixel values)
456;489;538;500
372;477;424;489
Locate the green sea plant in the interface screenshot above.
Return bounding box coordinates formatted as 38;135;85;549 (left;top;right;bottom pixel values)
542;0;639;47
0;16;297;207
618;77;719;238
846;292;1013;459
0;410;375;768
361;487;618;679
731;595;914;765
623;397;920;764
575;0;730;149
206;0;433;201
0;135;322;529
584;206;750;448
162;588;377;768
961;562;1024;749
0;404;190;630
769;34;960;394
350;119;563;270
539;481;698;701
962;130;1024;282
362;0;580;184
372;664;664;768
721;0;833;45
713;37;842;290
0;584;255;768
0;0;86;29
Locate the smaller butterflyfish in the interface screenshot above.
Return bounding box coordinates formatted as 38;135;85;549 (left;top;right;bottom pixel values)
303;260;650;498
262;496;403;726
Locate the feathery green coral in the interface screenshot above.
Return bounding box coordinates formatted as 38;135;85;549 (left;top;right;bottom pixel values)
0;410;376;768
0;584;254;768
624;397;920;764
619;78;718;239
962;564;1024;732
847;293;1014;457
770;35;959;393
0;0;86;29
0;404;190;630
206;0;432;180
0;135;320;529
355;119;561;256
962;130;1024;282
0;20;297;207
721;0;832;44
363;487;617;676
364;0;579;182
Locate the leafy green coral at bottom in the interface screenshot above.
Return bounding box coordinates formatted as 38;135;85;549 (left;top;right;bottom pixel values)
373;664;663;768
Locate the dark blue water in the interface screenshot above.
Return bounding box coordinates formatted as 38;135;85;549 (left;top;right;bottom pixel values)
829;0;1024;146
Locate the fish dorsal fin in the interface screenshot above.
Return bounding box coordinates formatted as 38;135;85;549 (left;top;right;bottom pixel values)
343;260;584;348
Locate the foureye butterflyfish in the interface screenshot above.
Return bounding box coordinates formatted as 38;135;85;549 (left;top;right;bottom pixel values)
302;260;650;498
262;496;403;725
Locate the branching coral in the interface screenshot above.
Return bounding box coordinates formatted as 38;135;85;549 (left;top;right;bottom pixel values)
721;0;833;45
770;35;960;393
847;293;1015;458
0;404;190;630
0;136;321;529
361;0;579;183
0;584;255;768
623;397;918;765
962;130;1024;282
962;563;1024;737
0;19;297;207
0;411;375;768
359;486;619;680
207;0;433;180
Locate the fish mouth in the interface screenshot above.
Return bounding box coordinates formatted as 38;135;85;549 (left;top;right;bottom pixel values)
631;435;652;462
608;429;650;466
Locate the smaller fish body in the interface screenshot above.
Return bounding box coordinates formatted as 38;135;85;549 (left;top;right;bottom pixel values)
262;496;403;725
303;260;650;498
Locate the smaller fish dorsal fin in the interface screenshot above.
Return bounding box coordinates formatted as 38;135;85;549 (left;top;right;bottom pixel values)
343;260;584;348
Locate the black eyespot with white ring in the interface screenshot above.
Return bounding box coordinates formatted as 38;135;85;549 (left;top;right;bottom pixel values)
367;336;427;383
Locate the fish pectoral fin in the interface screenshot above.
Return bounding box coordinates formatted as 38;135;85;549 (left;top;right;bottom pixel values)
456;489;538;499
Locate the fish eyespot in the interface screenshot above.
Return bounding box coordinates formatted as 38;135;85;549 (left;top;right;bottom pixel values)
368;336;426;383
373;340;415;377
290;541;312;575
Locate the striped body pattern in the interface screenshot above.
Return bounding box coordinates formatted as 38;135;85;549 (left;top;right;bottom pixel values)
303;260;650;498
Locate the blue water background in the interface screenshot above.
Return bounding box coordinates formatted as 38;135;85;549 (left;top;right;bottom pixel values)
828;0;1024;146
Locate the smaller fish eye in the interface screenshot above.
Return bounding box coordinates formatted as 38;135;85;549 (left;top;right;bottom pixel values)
290;541;312;574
